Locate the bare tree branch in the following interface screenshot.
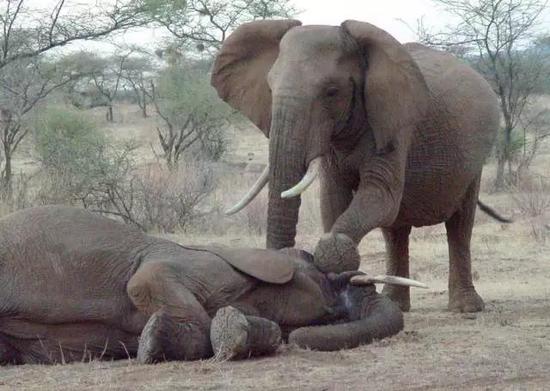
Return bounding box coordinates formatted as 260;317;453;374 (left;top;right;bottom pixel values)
153;0;296;53
0;0;155;69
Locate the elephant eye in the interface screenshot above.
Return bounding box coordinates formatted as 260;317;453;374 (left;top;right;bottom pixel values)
325;86;339;98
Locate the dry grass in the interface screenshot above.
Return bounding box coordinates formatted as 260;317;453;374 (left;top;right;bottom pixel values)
2;102;550;390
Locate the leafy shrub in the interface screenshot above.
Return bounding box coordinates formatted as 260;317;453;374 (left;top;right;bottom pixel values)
33;107;107;174
32;107;136;206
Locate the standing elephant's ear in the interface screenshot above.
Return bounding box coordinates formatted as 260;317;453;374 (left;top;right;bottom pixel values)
211;19;302;136
341;20;429;154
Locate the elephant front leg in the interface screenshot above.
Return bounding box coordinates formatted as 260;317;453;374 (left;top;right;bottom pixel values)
314;153;405;274
127;262;213;363
210;306;281;360
315;161;359;272
445;177;484;313
315;177;403;273
381;226;412;311
319;158;354;233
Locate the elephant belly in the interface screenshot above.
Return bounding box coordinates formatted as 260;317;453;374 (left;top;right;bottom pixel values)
396;168;476;227
0;289;146;364
394;127;490;227
0;318;140;364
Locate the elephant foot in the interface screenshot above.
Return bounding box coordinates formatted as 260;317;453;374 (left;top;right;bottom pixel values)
210;306;249;360
382;285;411;312
210;306;281;360
314;233;360;273
137;311;167;364
137;309;211;364
448;287;485;313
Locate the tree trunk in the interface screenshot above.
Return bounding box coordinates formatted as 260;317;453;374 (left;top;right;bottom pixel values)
1;146;12;199
494;155;506;191
165;153;176;171
106;105;114;122
493;124;513;191
142;90;148;118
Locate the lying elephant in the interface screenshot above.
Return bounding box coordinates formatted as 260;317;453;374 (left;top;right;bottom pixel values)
0;206;425;365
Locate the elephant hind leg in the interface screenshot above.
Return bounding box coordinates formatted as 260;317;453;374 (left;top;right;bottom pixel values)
445;176;485;313
127;261;213;363
381;225;412;312
137;308;211;363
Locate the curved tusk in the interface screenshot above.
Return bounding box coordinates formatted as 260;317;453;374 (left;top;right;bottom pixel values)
225;165;269;216
281;156;322;199
350;275;429;289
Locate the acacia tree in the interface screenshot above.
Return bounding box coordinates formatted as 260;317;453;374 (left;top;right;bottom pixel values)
0;56;79;194
146;62;231;170
122;55;154;118
89;52;133;122
152;0;296;53
419;0;550;190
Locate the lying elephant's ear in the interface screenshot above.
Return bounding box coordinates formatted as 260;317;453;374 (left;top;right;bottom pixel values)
211;19;302;136
341;20;429;155
207;246;295;284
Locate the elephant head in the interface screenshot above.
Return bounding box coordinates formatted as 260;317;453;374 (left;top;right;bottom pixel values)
212;20;429;251
252;248;423;351
287;272;426;350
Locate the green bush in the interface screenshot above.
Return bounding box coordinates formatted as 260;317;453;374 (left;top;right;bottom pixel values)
33;107;106;170
32;107;135;205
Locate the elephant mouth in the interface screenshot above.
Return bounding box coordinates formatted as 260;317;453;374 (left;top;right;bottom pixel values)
225;156;323;215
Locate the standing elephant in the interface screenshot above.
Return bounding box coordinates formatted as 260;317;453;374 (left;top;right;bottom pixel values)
0;206;421;365
211;19;506;313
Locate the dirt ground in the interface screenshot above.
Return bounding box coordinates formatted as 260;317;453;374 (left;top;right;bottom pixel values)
1;104;549;390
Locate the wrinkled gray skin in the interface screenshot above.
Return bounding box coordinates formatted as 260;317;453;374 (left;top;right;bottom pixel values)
211;20;501;312
0;206;402;365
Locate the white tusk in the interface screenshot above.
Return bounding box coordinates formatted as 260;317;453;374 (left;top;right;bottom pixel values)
225;165;269;215
350;275;429;289
281;156;322;199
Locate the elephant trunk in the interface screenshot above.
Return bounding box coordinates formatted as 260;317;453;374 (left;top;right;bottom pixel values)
288;285;404;351
266;99;309;249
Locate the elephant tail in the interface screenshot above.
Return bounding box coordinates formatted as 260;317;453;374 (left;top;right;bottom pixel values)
477;200;512;223
288;289;403;351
